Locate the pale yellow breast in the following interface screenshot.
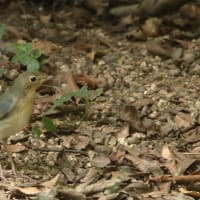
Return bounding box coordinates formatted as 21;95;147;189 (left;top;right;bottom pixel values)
0;91;35;140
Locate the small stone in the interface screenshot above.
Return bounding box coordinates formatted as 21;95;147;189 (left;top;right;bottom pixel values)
157;99;168;109
127;133;146;144
140;61;147;68
169;68;180;76
183;50;195;63
195;100;200;109
98;60;105;65
149;111;159;118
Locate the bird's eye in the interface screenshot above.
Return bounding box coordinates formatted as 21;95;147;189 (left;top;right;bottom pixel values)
29;75;37;83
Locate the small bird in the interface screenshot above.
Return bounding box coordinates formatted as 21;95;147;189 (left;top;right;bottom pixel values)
0;71;45;176
0;71;45;140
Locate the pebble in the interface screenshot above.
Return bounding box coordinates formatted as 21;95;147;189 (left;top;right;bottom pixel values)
169;68;180;76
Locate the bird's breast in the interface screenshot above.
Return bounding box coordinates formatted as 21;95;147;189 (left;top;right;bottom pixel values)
0;91;35;140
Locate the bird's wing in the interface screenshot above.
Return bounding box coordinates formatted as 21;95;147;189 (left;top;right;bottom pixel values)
0;93;19;119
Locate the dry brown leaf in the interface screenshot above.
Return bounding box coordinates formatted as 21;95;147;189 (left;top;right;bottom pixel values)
180;4;200;19
76;178;121;194
74;135;90;151
62;135;74;148
16;187;42;195
121;105;146;133
57;151;75;182
87;50;96;61
162;144;173;161
9;174;60;195
5;143;26;153
117;125;129;139
39;14;52;24
125;154;162;175
179;187;200;198
175;39;195;49
141;17;162;37
126;29;146;41
74;74;100;88
58;71;79;93
32;38;62;55
110;149;126;163
162;144;197;176
143;191;193;199
146;41;183;60
161;119;175;136
91;153;110;168
175;112;194;129
41;173;60;187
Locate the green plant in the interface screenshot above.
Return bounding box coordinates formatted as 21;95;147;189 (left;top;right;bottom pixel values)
31;86;102;137
42;116;56;132
105;178;122;194
11;43;46;72
47;86;103;113
31;126;42;138
31;116;56;138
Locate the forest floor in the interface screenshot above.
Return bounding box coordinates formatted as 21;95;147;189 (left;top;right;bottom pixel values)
0;1;200;200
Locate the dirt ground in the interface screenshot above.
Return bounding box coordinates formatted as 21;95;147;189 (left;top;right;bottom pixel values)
0;1;200;199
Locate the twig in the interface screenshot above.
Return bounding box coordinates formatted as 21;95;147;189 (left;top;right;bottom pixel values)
149;174;200;183
25;144;87;155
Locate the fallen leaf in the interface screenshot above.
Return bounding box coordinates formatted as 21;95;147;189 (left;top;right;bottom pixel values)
126;29;146;41
141;17;162;37
32;38;61;55
179;187;200;198
91;153;110;168
87;49;96;61
11;173;60;195
121;105;146;133
74;74;100;88
41;173;60;187
146;41;183;60
180;4;200;19
39;14;52;24
74;135;91;151
117;125;129;139
4;143;26;153
17;186;42;195
162;144;197;175
175;112;194;129
57;151;75;182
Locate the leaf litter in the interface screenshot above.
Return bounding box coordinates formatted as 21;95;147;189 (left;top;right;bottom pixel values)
0;1;200;199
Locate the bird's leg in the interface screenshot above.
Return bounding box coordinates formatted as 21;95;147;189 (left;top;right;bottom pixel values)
0;162;6;180
1;140;17;176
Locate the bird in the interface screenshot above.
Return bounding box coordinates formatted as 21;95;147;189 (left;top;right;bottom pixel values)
0;71;45;175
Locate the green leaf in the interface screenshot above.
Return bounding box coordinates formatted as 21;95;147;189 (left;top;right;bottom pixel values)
75;86;88;98
89;88;103;101
12;43;32;53
47;91;75;113
11;52;27;64
33;49;42;59
47;86;103;113
27;58;40;72
39;57;47;65
105;178;121;194
42;116;56;132
11;43;42;72
31;126;42;138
